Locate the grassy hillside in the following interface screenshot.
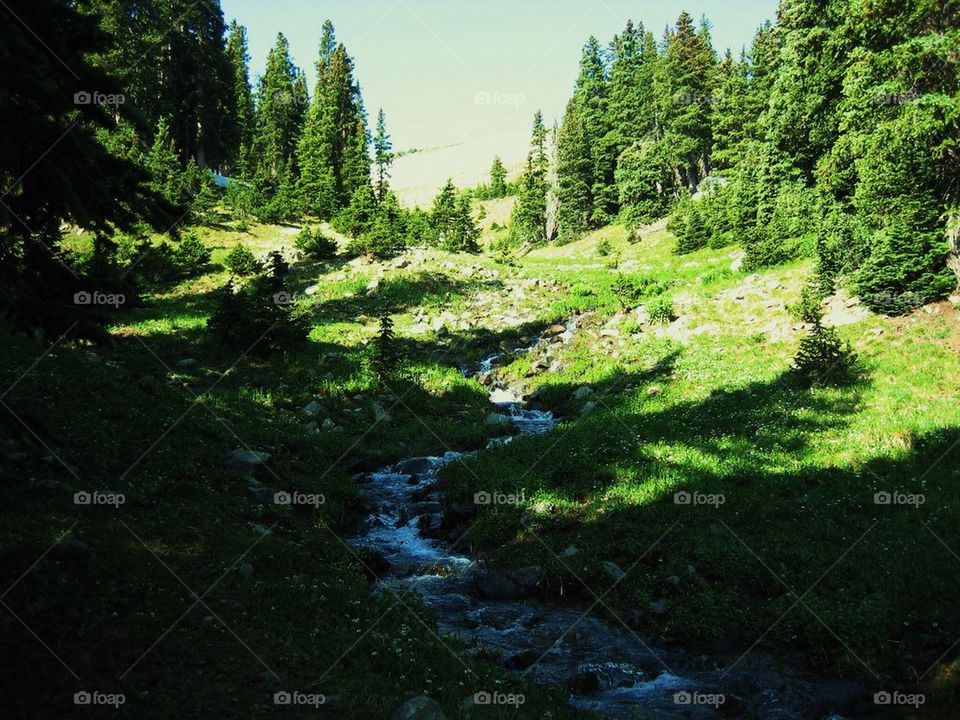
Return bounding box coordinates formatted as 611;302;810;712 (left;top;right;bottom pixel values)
443;222;960;699
3;218;959;716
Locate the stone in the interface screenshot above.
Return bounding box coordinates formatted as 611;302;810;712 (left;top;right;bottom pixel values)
561;545;581;558
302;400;321;417
52;539;94;559
304;284;320;296
223;449;271;473
648;599;669;616
237;562;254;580
573;386;593;401
390;695;447;720
484;412;511;426
372;402;392;423
322;418;336;430
504;649;539;669
303;421;318;433
508;565;544;593
602;561;626;582
543;324;566;338
247;487;274;504
474;570;524;600
176;358;198;368
646;385;662;396
579;401;596;416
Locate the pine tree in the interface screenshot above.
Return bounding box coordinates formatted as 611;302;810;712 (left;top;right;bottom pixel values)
509;111;550;245
252;33;303;182
224;20;255;174
662;12;717;193
373;108;394;202
296;22;369;218
0;0;173;337
489;156;508;198
146;117;185;206
556;98;593;238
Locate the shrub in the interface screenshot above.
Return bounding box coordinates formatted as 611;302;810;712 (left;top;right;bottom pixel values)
224;245;260;276
174;232;211;275
370;314;400;385
791;320;858;387
669;197;709;254
647;296;675;324
295;227;338;260
596;238;612;257
207;272;309;355
789;278;830;324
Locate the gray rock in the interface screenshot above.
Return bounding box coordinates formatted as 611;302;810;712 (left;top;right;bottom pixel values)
646;385;663;396
484;412;511;426
321;418;336;430
52;539;94;559
561;545;581;558
247;487;274;504
176;358;198;368
474;570;524;600
237;562;254;580
372;402;392;423
573;386;593;401
648;599;669;616
579;401;596;416
508;565;544;593
390;695;447;720
223;448;271;472
602;561;626;581
302;400;321;417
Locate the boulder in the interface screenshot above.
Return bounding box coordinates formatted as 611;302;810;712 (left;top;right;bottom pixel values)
573;386;593;401
474;570;524;600
302;400;321;417
602;561;626;582
484;412;511;426
508;565;544;593
390;695;446;720
223;449;271;473
543;324;566;338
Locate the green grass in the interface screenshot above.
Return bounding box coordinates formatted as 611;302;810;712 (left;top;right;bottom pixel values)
439;223;960;705
4;217;960;716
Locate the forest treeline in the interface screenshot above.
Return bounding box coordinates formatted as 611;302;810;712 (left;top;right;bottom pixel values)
1;0;957;340
531;3;958;312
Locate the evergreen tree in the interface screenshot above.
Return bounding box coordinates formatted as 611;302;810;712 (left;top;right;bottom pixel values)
296;22;370;218
556;98;593;238
373;108;394;202
509;111;550;245
0;0;173;337
252;33;303;181
146;117;186;206
224;20;255;174
661;11;717;193
489;156;508;198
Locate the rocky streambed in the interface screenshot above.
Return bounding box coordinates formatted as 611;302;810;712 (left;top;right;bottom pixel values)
351;321;873;719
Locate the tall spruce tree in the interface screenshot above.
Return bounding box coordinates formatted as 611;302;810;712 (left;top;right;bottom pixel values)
489;156;508;197
509;111;550;245
224;20;255;174
1;0;173;337
297;22;370;218
252;33;304;182
373;109;394;202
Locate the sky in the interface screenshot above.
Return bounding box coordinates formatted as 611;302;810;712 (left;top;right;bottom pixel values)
221;0;779;205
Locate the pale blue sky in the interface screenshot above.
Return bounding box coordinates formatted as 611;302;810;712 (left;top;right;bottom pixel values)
221;0;779;203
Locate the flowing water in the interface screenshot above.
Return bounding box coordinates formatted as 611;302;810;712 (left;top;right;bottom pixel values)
351;322;872;719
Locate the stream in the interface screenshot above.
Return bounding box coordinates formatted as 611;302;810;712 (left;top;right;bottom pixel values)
351;321;873;719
